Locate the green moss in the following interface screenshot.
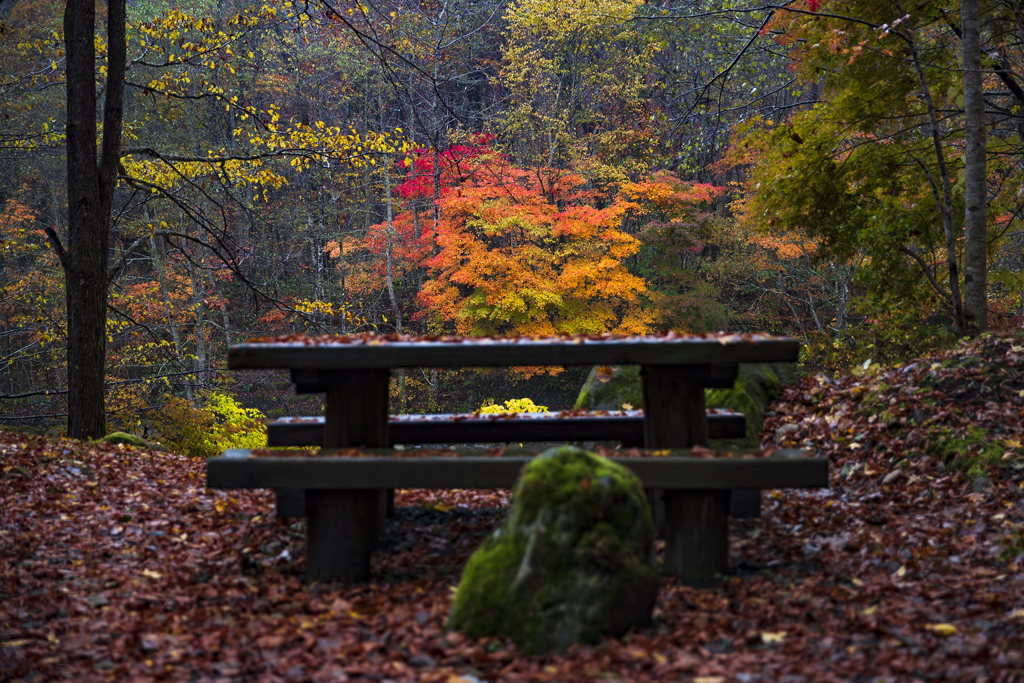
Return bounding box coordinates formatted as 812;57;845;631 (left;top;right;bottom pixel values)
448;446;658;655
573;366;643;410
705;363;786;443
926;426;1004;481
100;432;167;451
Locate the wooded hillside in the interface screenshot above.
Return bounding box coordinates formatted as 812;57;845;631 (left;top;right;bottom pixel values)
1;0;1022;435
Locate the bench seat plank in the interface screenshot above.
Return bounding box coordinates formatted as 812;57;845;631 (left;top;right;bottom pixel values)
266;410;747;447
209;449;826;490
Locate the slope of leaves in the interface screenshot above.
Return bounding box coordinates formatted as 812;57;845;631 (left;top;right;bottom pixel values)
3;335;1024;681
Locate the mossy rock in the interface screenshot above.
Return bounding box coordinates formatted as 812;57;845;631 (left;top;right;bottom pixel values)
705;362;792;444
574;363;792;444
100;432;168;452
573;366;643;410
448;446;659;655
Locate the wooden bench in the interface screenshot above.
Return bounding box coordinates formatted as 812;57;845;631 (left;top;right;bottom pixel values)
267;409;747;447
266;409;758;519
208;447;828;585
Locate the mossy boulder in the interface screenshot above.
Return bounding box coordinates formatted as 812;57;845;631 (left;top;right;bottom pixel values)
448;446;659;655
573;366;643;410
100;432;168;452
705;363;793;443
574;363;793;443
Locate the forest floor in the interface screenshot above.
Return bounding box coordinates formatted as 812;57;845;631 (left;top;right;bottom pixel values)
3;333;1024;682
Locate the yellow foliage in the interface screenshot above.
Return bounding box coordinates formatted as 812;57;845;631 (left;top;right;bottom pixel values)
478;398;549;414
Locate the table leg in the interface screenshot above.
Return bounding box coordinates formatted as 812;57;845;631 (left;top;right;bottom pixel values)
302;369;391;582
306;489;380;583
641;364;709;539
663;489;731;585
729;488;761;518
275;488;305;519
322;369;390;447
641;364;708;447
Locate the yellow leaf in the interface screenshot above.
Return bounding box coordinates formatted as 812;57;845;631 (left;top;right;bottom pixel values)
1008;608;1024;619
694;678;725;683
2;639;32;648
621;402;633;410
761;631;787;644
926;623;958;636
894;565;906;578
142;569;162;580
595;365;615;382
862;605;878;616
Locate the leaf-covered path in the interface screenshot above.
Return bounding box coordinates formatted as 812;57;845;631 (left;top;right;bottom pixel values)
3;335;1024;682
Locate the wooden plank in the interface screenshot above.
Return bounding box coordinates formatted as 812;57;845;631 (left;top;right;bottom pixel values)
208;450;828;490
266;411;748;447
229;335;799;370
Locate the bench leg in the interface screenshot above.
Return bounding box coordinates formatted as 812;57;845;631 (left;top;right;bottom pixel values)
306;489;379;583
663;489;730;585
647;487;665;538
729;488;761;518
275;488;306;519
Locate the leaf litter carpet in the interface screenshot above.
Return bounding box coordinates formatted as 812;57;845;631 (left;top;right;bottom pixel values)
3;334;1024;681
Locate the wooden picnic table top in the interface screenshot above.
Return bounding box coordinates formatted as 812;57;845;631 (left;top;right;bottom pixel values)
228;331;799;369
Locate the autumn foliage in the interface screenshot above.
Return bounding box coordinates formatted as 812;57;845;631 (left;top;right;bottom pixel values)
346;143;655;336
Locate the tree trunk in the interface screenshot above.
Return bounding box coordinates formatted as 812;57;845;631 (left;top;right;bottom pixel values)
962;0;988;332
62;0;126;439
383;157;402;333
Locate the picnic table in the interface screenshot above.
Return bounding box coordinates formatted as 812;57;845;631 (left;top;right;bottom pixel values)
207;331;828;584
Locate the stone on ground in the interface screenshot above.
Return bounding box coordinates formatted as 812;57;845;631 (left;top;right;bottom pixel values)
100;432;168;452
448;446;659;655
573;365;643;411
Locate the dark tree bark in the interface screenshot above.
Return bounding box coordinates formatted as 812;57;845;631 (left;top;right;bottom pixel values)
962;0;988;332
62;0;126;439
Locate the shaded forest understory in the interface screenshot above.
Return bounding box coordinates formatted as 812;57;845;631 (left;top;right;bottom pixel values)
3;333;1024;682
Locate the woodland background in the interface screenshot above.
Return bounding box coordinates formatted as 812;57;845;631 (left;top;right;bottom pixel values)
1;0;1023;445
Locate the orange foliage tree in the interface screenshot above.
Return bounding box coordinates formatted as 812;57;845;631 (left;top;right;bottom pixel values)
414;151;654;336
338;141;656;337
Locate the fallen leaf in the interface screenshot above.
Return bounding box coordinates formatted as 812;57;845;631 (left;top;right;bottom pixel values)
142;569;162;580
926;623;958;636
595;365;615;382
761;631;787;644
